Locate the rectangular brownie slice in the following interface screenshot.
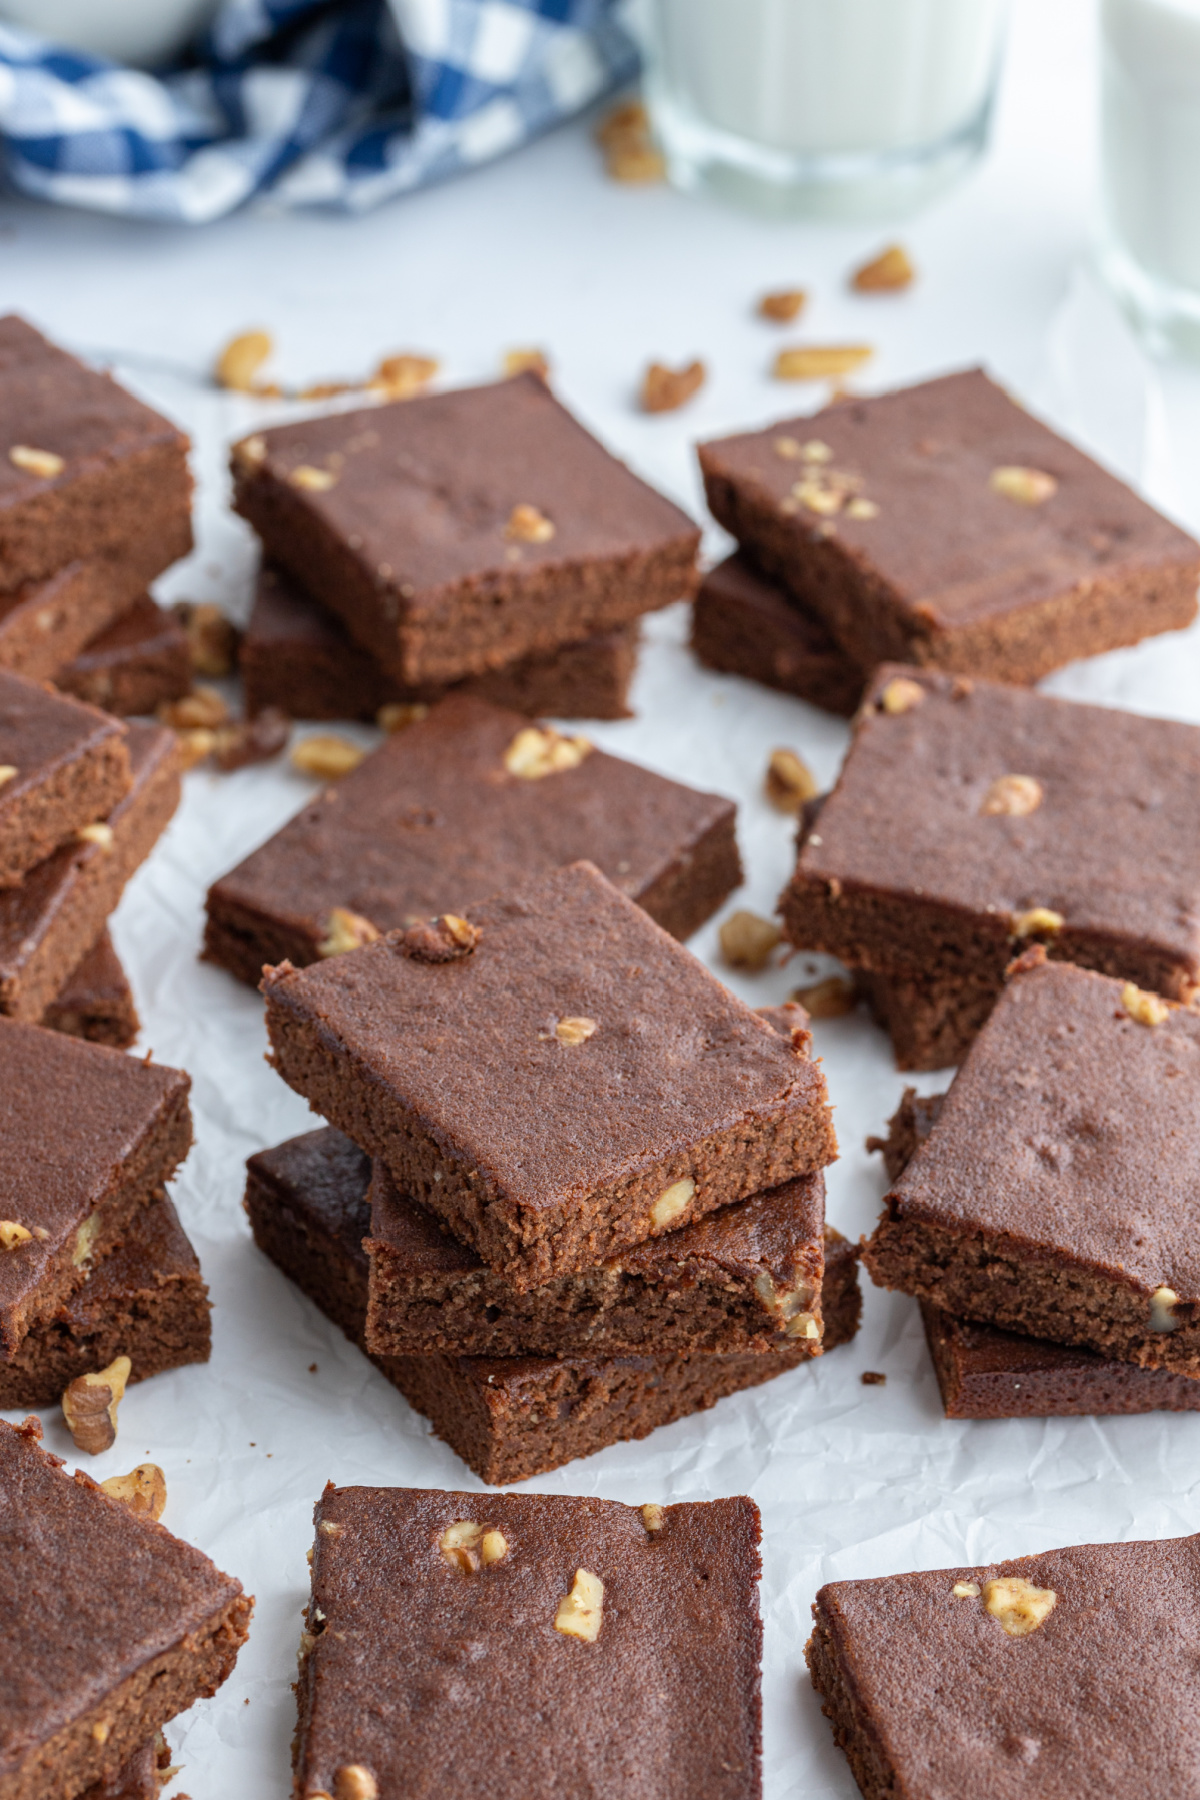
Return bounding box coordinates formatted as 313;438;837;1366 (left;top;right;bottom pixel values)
262;860;836;1289
241;561;637;722
56;595;191;719
0;1194;210;1408
231;371;700;685
691;552;865;717
699;367;1200;684
0;1415;249;1800
0;1021;191;1359
782;664;1200;1068
42;930;139;1049
296;1485;762;1800
864;951;1200;1376
0;671;131;887
0;314;193;592
205;691;740;985
0;720;179;1021
244;1123;861;1484
807;1534;1200;1800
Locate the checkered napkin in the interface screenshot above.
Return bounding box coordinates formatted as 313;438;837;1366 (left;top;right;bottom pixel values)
0;0;637;221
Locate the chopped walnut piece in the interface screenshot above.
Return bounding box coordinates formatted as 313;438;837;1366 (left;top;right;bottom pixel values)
981;774;1044;817
232;434;266;471
62;1355;131;1456
758;289;807;323
641;360;705;414
215;330;273;392
774;345;874;381
851;245;916;293
213;708;290;772
503;348;550;380
765;748;819;814
596;102;665;182
1011;907;1064;939
481;1530;508;1565
172;602;241;678
1122;982;1170;1027
0;766;16;788
333;1764;379;1800
9;444;65;479
159;686;230;731
76;822;115;851
1150;1284;1181;1331
642;1504;665;1533
651;1176;695;1230
369;353;439;400
555;1016;597;1046
100;1462;166;1521
505;502;556;544
376;702;430;735
395;914;481;964
289;464;338;492
878;676;925;715
982;1575;1057;1637
0;1221;32;1250
861;1371;887;1386
952;1581;981;1599
318;908;381;959
440;1519;483;1571
554;1569;605;1641
990;465;1058;507
719;910;782;972
792;479;843;517
291;734;367;780
845;497;879;520
298;381;358;401
503;725;592;779
176;729;216;771
791;976;855;1020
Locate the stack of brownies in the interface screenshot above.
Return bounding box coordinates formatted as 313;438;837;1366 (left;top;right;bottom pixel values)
691;367;1200;712
246;859;857;1484
0;314;195;719
230;370;700;723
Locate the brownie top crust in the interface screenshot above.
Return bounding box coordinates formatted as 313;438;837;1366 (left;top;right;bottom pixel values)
236;373;698;611
698;368;1200;630
0;315;186;513
886;956;1200;1298
797;665;1200;980
0;1416;244;1781
263;860;825;1219
298;1484;762;1800
0;668;128;815
0;1022;190;1340
811;1533;1200;1796
212;691;734;942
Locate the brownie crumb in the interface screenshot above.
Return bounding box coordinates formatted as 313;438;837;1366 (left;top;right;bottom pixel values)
861;1371;887;1386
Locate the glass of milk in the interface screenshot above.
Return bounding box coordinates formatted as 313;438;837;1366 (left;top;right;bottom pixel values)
631;0;1010;217
1099;0;1200;358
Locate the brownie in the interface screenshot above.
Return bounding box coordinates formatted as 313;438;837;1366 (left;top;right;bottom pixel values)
863;952;1200;1377
0;1416;249;1800
56;595;191;718
42;930;139;1049
699;368;1200;685
0;721;179;1022
0;543;181;687
0;314;193;592
0;1195;210;1408
691;553;865;716
232;372;700;685
0;671;131;888
806;1533;1200;1800
244;1124;861;1484
782;664;1200;1069
0;1021;191;1360
204;692;740;984
262;860;836;1290
296;1486;762;1800
241;561;637;722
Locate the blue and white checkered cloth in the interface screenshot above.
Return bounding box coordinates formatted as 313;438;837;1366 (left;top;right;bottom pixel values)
0;0;638;220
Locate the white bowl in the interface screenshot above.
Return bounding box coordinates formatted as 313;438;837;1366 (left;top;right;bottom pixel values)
0;0;221;67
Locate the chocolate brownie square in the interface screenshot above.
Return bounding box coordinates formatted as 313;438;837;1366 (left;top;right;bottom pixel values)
232;372;699;685
864;952;1200;1376
0;721;179;1021
0;1021;191;1360
782;664;1200;1069
262;860;836;1289
296;1485;761;1800
0;315;192;592
241;561;637;722
56;595;191;718
244;1123;861;1484
42;930;139;1049
699;368;1200;684
0;671;131;887
204;691;740;985
0;1195;210;1408
0;1416;249;1799
691;553;865;716
807;1534;1200;1800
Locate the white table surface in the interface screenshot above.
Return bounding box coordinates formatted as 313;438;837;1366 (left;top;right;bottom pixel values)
6;2;1200;1794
